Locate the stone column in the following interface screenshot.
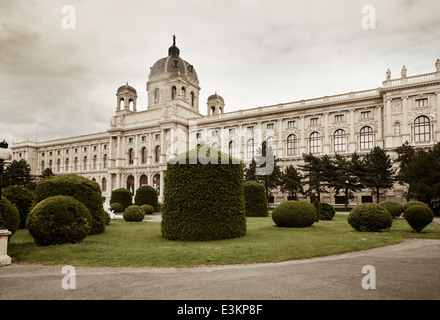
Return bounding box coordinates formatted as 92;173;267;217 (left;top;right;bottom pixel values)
277;119;283;158
323;113;329;154
160;129;166;164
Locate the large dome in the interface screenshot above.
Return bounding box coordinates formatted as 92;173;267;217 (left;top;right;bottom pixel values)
149;37;198;82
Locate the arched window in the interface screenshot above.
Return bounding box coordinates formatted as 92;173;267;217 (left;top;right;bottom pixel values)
83;156;88;171
414;116;430;142
56;159;61;172
181;87;186;100
119;98;124;110
141;147;147;164
190;91;195;107
211;142;218;149
49;160;53;170
360;126;374;150
65;158;70;172
287;134;298;156
171;86;177;99
154;88;160;104
93;155;98;170
334;129;347;152
229;140;237;157
309;132;321;154
128;148;134;165
126;175;134;195
155;145;161;163
41;160;45;173
101;178;107;192
266;136;275;153
140;174;148;186
74;157;78;171
103;154;108;169
129;99;134;111
246;139;255;159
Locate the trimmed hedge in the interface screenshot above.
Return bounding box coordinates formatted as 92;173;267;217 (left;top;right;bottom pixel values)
378;200;403;218
314;201;336;221
134;185;159;211
162;145;246;241
3;186;34;229
348;203;393;232
404;205;434;232
26;195;92;246
272;200;317;228
110;202;124;213
403;201;430;212
34;174;106;234
123;205;145;222
243;181;268;217
0;196;20;237
110;188;133;211
141;204;154;215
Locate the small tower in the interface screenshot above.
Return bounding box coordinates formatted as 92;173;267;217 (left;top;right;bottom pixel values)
116;82;138;113
207;92;225;116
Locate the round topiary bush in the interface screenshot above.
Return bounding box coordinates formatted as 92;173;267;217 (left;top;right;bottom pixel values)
162;145;246;241
404;205;434;232
26;195;92;246
123;205;145;222
141;204;154;215
272;201;317;228
243;181;268;217
35;174;106;234
403;201;430;213
0;196;20;238
348;203;393;232
134;185;159;212
110;188;133;211
110;202;124;213
378;200;403;218
3;186;34;229
316;202;336;221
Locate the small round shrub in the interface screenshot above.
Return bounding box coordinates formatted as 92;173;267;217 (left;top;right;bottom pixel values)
110;202;124;213
123;205;145;222
1;196;20;237
26;195;92;246
134;186;159;212
316;202;336;221
403;201;430;213
348;203;393;232
110;188;133;211
3;186;34;229
404;205;434;232
272;201;317;228
378;200;403;218
141;204;154;215
35;174;106;235
243;181;268;217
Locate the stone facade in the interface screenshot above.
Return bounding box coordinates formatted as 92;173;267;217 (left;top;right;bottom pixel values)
11;40;440;206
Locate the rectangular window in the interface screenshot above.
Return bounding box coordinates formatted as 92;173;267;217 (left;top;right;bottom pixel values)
229;128;236;135
212;130;218;137
362;196;373;203
334;114;344;122
288;120;296;128
155;134;160;140
310;118;318;126
361;111;371;119
266;123;274;130
196;132;202;139
141;136;146;142
415;98;428;108
128;138;133;143
247;126;254;134
335;196;346;205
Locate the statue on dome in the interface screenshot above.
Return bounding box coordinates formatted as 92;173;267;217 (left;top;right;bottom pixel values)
401;65;407;77
386;68;391;80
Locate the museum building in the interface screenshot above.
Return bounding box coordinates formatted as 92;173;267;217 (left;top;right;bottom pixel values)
10;39;440;205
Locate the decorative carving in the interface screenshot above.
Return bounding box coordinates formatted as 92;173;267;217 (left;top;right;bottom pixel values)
401;65;407;77
392;101;401;110
386;68;391;80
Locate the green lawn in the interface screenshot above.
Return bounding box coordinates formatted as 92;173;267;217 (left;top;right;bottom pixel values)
7;214;440;268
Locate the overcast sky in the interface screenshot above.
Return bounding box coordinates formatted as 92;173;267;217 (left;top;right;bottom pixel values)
1;0;439;144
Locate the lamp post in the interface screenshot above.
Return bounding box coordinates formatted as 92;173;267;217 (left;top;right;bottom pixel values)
0;139;12;266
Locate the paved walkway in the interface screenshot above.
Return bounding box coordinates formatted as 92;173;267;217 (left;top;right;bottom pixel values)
0;238;439;300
